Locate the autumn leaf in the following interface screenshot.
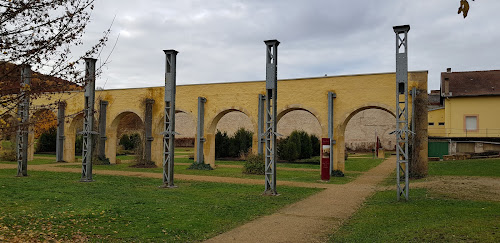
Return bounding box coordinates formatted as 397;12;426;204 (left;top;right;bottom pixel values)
458;0;475;18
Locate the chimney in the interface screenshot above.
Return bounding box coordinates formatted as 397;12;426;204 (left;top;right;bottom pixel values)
446;68;452;73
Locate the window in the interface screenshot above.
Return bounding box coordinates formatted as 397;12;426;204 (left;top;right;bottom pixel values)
428;122;434;126
438;122;445;126
465;115;478;131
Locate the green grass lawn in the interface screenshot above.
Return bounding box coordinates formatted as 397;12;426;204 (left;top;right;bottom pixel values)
329;189;500;242
60;161;359;185
429;158;500;177
345;158;384;172
0;169;321;242
0;158;58;165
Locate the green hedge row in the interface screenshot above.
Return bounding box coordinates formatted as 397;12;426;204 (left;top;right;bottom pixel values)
215;128;253;159
277;130;320;162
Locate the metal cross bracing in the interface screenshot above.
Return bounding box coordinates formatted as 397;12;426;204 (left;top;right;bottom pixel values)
393;25;410;201
81;58;97;182
263;39;279;195
16;65;31;177
161;49;178;188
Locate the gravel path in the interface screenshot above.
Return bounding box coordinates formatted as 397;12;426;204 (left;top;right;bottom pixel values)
204;156;396;243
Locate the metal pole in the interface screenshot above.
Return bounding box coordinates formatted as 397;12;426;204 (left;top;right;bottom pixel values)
98;100;108;160
394;25;410;200
327;92;336;175
16;65;30;177
196;97;206;164
264;39;279;195
258;94;266;155
81;58;97;182
162;49;178;188
56;101;66;162
144;99;154;163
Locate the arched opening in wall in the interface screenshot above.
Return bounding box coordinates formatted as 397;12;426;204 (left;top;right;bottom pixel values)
113;112;144;157
276;109;322;162
32;109;57;154
344;108;396;155
68;113;84;156
175;111;196;148
213;110;254;160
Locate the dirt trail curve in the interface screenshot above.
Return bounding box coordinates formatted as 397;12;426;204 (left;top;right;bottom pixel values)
204;156;396;243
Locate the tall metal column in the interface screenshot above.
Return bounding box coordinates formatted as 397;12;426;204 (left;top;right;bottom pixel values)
16;65;30;177
162;49;178;188
328;92;337;175
56;101;66;162
263;39;279;195
257;94;266;155
81;58;97;182
394;25;410;200
196;97;206;164
98;100;108;160
144;99;154;163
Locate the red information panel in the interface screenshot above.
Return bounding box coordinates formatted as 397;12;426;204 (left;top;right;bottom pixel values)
321;138;331;181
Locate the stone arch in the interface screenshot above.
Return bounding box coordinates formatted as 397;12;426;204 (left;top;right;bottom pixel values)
205;107;258;166
334;103;396;171
106;111;144;163
277;105;324;137
153;109;196;136
151;109;197;164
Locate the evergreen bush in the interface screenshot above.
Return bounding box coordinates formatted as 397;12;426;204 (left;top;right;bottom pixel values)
242;154;265;175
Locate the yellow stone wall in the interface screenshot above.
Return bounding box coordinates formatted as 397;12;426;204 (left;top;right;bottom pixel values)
23;71;428;172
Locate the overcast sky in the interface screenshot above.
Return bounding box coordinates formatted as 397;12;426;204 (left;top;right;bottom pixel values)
78;0;500;91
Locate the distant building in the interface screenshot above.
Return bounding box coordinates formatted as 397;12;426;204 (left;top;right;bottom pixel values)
428;68;500;158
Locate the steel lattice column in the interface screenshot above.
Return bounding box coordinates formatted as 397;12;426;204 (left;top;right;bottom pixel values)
394;25;410;200
56;101;66;162
161;50;178;188
98;100;108;160
264;39;279;195
144;99;154;163
196;97;206;164
81;58;97;182
257;94;265;155
328;92;337;175
16;65;31;177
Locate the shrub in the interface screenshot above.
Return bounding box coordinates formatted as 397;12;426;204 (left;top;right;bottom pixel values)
187;162;213;170
0;149;16;161
310;135;320;157
215;128;253;159
332;170;344;177
75;134;83;155
119;133;141;151
277;137;300;162
36;127;57;153
243;154;265;175
297;131;312;159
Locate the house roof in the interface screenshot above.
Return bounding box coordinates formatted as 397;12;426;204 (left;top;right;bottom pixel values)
441;70;500;97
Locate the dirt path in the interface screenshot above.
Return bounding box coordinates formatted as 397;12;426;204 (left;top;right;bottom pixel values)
204;156;396;243
0;163;330;189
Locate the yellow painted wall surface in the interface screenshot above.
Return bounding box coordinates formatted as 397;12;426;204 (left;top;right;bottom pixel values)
428;108;445;137
22;71;428;172
444;96;500;138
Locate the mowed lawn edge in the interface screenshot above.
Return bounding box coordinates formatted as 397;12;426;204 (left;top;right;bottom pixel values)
329;158;500;242
0;169;322;242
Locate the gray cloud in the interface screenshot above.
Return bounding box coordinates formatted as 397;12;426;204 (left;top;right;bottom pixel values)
76;0;500;91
